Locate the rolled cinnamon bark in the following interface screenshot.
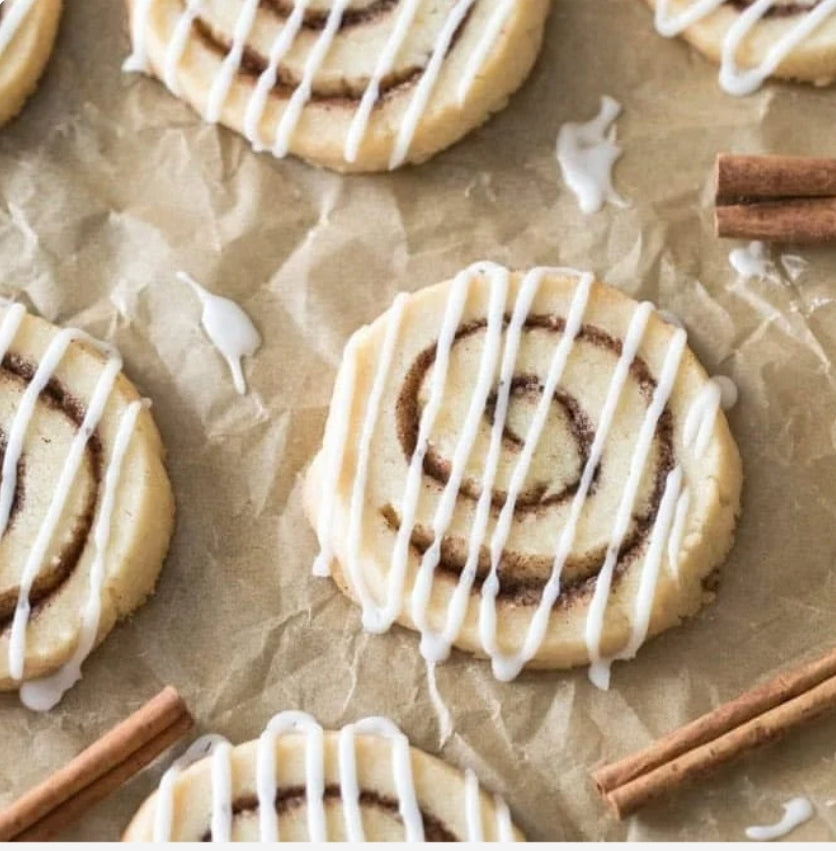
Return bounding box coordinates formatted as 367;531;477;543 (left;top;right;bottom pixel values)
594;646;836;819
715;197;836;243
716;154;836;202
0;687;192;841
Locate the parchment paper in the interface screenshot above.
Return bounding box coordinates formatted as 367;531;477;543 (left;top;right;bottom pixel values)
2;0;836;841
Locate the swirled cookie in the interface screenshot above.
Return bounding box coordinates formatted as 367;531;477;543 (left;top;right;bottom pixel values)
123;0;551;172
305;263;743;688
0;303;174;710
0;0;62;127
123;711;521;841
645;0;836;94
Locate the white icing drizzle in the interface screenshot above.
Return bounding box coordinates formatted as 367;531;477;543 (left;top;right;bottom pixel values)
273;0;352;158
426;659;454;743
479;269;594;681
457;0;515;103
6;326;126;684
153;734;229;841
345;0;424;164
556;95;628;215
464;768;483;841
243;0;309;149
312;334;360;578
123;0;154;72
0;0;38;58
177;272;262;395
125;0;512;167
585;327;688;690
204;0;260;123
389;0;477;170
20;400;146;712
343;293;408;619
316;262;736;686
154;710;511;841
655;0;836;95
745;796;815;840
163;0;206;96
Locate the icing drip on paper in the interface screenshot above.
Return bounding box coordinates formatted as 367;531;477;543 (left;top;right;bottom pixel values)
745;796;814;840
730;240;777;281
153;710;510;841
426;660;454;744
313;263;734;687
0;0;38;58
21;400;146;712
655;0;836;95
4;318;130;686
177;272;262;395
556;96;628;215
125;0;511;167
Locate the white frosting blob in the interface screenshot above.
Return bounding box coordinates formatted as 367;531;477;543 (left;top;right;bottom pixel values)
556;96;628;215
177;272;262;395
745;796;814;841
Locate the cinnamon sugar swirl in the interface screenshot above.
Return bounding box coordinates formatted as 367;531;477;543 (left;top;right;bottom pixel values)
305;263;743;688
123;0;550;172
123;711;520;841
646;0;836;93
0;0;62;127
0;304;174;709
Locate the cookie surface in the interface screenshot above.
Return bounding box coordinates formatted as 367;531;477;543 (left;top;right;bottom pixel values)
0;0;62;128
645;0;836;93
305;264;743;685
0;304;174;706
123;712;521;841
124;0;550;172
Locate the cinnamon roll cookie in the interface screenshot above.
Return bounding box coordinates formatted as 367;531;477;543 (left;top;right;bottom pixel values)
123;0;550;172
123;711;520;841
646;0;836;94
0;303;174;710
0;0;62;127
305;263;743;688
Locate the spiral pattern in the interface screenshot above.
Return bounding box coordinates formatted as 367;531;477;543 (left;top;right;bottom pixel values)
122;712;519;842
124;0;551;171
0;304;174;708
306;264;742;678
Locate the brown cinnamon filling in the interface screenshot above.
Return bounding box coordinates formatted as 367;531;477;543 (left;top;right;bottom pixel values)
200;785;457;841
390;317;675;606
0;355;101;633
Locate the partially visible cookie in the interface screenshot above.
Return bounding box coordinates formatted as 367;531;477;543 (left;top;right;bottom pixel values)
305;263;743;687
0;0;62;127
123;0;551;172
0;303;175;710
644;0;836;94
123;711;521;842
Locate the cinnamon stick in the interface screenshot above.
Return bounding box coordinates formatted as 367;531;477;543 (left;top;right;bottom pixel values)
714;153;836;243
716;154;836;202
0;686;192;841
715;197;836;243
593;647;836;819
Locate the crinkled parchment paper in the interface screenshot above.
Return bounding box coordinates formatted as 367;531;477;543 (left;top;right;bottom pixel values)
1;0;836;841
